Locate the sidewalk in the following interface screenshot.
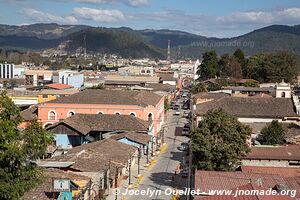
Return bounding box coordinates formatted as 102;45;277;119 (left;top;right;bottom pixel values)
106;144;167;200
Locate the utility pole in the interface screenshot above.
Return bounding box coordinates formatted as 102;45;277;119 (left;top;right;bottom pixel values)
84;34;87;61
151;137;154;156
146;146;149;164
167;40;171;61
107;159;111;194
128;157;131;186
115;166;118;200
137;147;141;176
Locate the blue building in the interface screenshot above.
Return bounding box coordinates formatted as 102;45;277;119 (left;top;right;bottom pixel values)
53;70;84;88
46;114;149;149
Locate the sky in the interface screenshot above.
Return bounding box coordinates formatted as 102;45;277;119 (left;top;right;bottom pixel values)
0;0;300;37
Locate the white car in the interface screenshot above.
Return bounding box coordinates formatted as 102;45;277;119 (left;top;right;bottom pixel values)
174;111;181;115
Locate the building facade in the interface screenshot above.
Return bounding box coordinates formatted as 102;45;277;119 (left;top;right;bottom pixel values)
24;69;54;86
53;70;84;88
0;63;14;79
38;90;165;137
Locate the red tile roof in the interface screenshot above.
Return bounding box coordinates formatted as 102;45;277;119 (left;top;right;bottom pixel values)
241;166;300;177
23;169;90;200
197;183;295;200
194;170;300;198
245;145;300;161
45;83;73;90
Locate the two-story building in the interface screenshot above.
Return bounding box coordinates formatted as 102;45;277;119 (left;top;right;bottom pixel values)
38;89;165;139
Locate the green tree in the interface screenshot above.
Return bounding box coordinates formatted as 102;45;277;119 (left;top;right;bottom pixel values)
218;54;230;76
90;83;105;89
197;51;218;80
191;109;251;171
225;57;243;79
249;52;299;83
0;91;52;199
164;97;170;112
243;80;260;87
261;120;285;145
233;48;247;77
207;83;222;91
191;82;207;94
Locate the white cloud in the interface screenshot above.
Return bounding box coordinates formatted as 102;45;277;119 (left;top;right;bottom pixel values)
73;7;125;23
131;7;300;37
22;8;78;24
127;0;148;7
75;0;148;7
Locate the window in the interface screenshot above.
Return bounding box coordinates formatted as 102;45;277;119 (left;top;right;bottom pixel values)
115;112;120;115
97;111;103;114
148;113;153;122
146;70;151;74
130;112;136;117
48;111;56;120
281;92;286;98
68;111;75;117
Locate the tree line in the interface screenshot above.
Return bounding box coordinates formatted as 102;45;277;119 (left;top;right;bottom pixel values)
197;49;300;83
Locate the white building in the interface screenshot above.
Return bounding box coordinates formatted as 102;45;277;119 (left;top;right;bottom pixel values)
275;80;291;98
0;63;14;79
194;85;298;126
14;64;25;78
53;70;84;88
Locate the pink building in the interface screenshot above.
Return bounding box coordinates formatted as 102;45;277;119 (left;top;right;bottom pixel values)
38;89;165;138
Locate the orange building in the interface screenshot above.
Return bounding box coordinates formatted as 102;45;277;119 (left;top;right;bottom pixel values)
38;89;165;138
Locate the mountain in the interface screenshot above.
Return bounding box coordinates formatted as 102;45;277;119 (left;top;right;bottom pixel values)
137;29;205;48
176;25;300;57
0;23;300;58
62;28;164;58
0;23;89;39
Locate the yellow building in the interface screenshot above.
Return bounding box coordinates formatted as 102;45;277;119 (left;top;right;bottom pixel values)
38;88;80;103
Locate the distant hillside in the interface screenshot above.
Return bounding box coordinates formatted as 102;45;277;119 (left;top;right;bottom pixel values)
137;29;205;48
0;23;300;58
63;28;164;58
0;23;89;39
177;25;300;57
0;35;61;50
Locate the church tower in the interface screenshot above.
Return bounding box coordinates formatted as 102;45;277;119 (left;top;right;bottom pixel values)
275;80;291;98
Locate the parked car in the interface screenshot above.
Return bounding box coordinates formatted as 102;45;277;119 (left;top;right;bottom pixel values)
181;168;189;178
182;129;189;136
173;105;180;110
183;127;190;132
178;143;189;151
174;111;181;116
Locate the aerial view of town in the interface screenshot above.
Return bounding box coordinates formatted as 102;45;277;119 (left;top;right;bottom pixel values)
1;0;300;200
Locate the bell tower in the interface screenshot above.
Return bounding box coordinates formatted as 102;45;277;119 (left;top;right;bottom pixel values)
275;80;291;98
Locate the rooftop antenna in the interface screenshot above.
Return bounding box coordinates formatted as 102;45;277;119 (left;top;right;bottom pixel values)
167;40;171;61
83;34;87;61
178;47;181;60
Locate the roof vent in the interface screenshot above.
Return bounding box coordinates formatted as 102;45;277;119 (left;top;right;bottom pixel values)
273;184;289;193
254;178;263;187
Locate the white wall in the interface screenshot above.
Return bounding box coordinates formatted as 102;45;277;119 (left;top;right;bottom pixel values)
242;159;290;167
163;81;176;86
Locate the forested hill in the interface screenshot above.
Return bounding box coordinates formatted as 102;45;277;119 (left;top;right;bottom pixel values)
63;28;164;58
0;23;300;58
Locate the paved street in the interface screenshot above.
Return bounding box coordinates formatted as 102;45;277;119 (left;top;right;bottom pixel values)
122;104;190;200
